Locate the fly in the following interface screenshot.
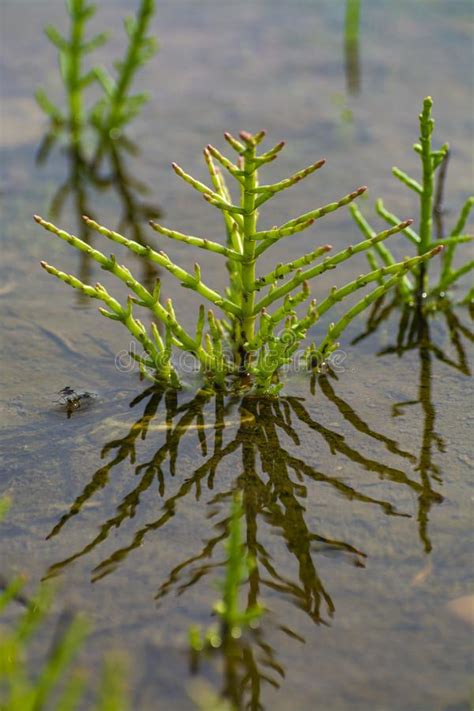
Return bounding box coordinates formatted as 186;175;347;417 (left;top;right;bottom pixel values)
56;386;96;418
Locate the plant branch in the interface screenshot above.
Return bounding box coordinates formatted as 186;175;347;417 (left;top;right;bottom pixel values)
254;220;413;312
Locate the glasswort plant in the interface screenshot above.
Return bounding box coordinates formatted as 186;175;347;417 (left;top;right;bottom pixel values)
350;97;473;304
35;130;442;393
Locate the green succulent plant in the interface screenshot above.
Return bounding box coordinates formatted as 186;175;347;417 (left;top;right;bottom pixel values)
35;129;442;393
350;97;473;305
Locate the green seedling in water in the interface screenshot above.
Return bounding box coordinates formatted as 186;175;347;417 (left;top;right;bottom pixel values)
350;97;473;305
213;493;263;638
189;492;263;652
35;130;442;393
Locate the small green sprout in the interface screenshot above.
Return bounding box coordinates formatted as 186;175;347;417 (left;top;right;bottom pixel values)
189;492;263;652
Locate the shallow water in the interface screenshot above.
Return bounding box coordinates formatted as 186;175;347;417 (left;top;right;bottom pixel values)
0;1;473;709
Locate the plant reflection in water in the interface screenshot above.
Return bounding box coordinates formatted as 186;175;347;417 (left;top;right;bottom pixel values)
44;378;428;585
352;300;472;552
39;362;461;707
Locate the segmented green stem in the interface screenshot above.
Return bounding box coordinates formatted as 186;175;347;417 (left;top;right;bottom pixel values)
349;202;412;296
240;136;258;354
419;97;435;257
440;196;474;288
316;249;442;320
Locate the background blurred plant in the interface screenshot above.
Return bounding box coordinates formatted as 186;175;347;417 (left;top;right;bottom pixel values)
0;499;128;711
188;681;236;711
36;0;156;160
91;0;156;161
344;0;361;95
36;130;442;394
35;0;107;145
350;97;473;305
35;0;162;308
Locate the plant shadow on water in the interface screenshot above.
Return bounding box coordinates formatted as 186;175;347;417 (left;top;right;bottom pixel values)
36;346;472;707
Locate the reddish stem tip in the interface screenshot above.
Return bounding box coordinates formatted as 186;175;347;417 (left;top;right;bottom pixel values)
239;131;253;142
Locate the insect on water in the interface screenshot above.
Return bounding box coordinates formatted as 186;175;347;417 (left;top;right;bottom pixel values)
56;386;96;418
